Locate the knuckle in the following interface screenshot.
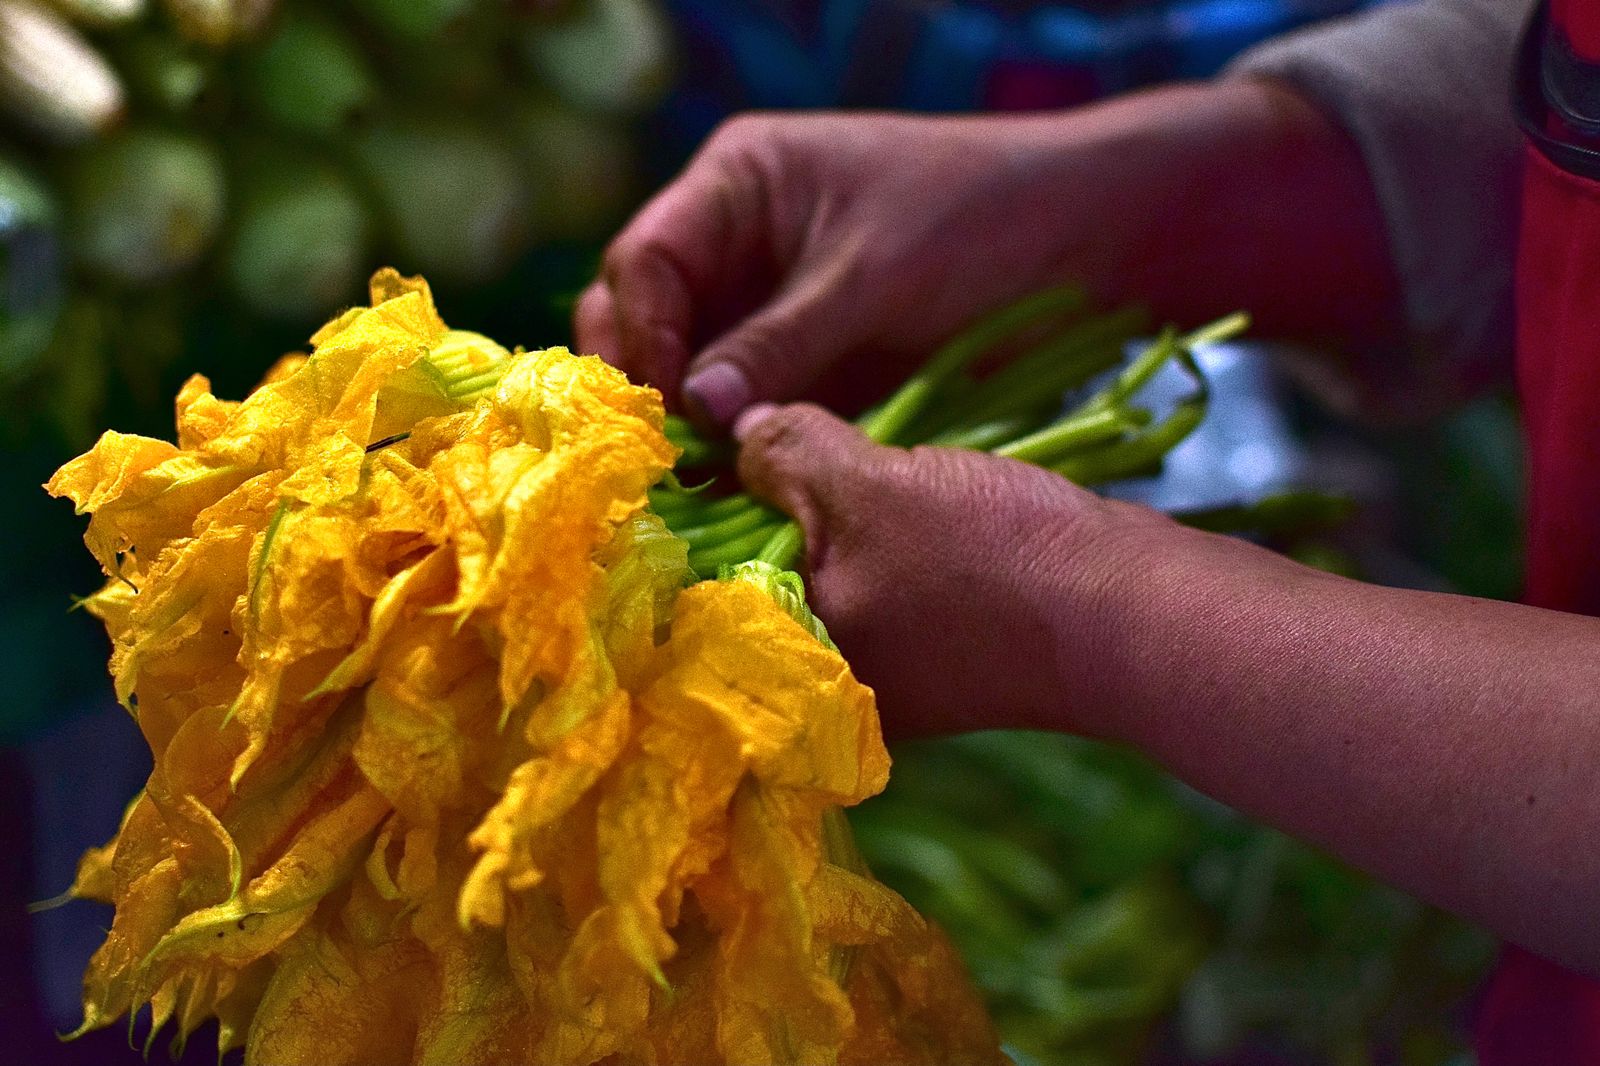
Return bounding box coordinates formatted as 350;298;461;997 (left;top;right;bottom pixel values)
601;230;658;280
708;112;773;155
723;316;790;376
705;113;796;191
573;281;608;319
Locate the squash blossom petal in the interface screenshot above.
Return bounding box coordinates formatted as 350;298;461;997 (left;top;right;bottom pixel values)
46;269;1009;1065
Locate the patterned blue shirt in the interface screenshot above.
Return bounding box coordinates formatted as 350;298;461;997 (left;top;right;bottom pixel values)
661;0;1402;146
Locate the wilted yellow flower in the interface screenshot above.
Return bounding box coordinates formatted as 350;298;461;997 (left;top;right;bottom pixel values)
47;269;1007;1065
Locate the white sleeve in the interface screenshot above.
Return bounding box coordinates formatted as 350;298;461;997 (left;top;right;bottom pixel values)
1227;0;1534;386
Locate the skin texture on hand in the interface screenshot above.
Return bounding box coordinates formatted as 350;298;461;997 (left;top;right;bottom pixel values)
577;77;1403;427
735;403;1600;980
733;402;1157;738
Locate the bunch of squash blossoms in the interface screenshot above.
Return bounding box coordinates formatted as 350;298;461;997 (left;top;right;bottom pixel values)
46;270;1007;1065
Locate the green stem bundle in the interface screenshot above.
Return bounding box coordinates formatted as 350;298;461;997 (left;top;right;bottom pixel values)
655;290;1249;576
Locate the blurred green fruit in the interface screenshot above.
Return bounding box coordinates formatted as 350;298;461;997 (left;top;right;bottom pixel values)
353;0;473;40
244;11;374;136
113;31;210;114
353;118;529;284
226;156;369;320
523;0;672;116
66;128;226;284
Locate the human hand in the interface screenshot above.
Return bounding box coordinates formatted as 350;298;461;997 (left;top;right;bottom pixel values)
577;82;1400;427
728;403;1600;985
732;401;1177;739
576;109;1145;424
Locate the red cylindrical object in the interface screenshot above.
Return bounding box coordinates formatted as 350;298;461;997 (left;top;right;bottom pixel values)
1552;0;1600;61
1477;20;1600;1059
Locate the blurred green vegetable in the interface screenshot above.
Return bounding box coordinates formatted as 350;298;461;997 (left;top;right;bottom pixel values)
66;127;226;284
243;10;373;136
0;0;668;446
110;30;210;114
849;730;1494;1065
513;102;638;240
225;151;369;319
523;0;673;115
353;117;530;284
353;0;473;40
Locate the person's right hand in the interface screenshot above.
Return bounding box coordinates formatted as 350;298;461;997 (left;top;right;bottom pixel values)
574;109;1144;425
575;82;1402;427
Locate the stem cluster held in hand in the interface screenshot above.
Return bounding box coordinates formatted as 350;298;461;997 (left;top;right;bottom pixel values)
651;287;1251;577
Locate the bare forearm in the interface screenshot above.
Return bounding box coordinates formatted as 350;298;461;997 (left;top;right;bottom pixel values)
1000;78;1405;348
1053;520;1600;973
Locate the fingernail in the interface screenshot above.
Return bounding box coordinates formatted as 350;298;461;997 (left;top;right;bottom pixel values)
682;363;752;426
732;403;779;443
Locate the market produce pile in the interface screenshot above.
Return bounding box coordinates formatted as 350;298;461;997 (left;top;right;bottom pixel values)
47;271;1019;1064
2;0;664;448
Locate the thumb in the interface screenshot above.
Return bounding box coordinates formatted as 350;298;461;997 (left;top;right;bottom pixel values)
682;276;865;426
733;403;884;557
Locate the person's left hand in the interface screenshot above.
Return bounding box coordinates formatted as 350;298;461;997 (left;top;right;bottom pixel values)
733;401;1178;739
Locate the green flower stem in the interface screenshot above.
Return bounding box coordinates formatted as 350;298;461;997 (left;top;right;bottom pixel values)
1078;327;1181;416
647;475;711;507
674;502;783;547
438;355;505;383
649;488;757;524
1053;398;1206;486
1075;313;1244;421
894;373;984;444
687;522;785;576
950;306;1148;430
446;368;506;403
860;285;1086;445
755;521;805;571
993;407;1141;465
1182;310;1251;350
664;414;728;467
656;300;1242;575
671;440;725;468
926;418;1032;451
423;344;510;405
428;351;480;378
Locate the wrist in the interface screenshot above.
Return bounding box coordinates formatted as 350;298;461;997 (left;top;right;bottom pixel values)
1047;77;1400;343
1019;496;1198;739
1034;504;1324;744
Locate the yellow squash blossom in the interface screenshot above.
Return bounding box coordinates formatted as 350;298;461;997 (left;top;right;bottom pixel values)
46;269;1008;1065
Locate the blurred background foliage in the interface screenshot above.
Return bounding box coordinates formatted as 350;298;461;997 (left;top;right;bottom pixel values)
0;1;1520;1063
